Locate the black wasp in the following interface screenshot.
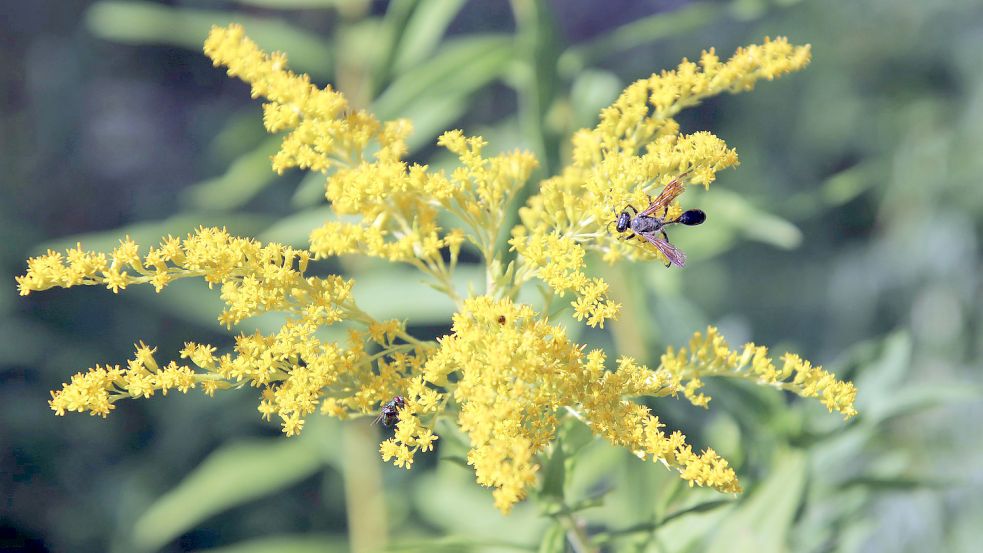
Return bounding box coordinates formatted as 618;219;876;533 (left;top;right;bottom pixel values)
373;395;406;427
612;173;706;267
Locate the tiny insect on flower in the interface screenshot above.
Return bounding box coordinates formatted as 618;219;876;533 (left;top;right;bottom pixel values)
374;395;407;427
610;173;707;267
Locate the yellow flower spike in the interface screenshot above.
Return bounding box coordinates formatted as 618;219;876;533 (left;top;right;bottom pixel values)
421;296;744;512
204;24;381;175
655;327;858;418
47;346;208;418
512;39;809;317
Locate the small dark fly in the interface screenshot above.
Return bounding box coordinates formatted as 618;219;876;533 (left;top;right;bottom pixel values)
611;173;706;267
373;395;406;427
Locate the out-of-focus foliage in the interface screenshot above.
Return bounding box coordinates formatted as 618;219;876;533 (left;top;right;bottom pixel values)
2;1;981;553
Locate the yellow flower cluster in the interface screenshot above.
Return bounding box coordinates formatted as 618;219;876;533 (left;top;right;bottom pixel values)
416;297;742;512
20;227;433;435
16;227;320;327
204;23;407;174
49;343;198;417
209;25;537;303
309;129;537;302
511;37;811;325
18;26;855;515
659;327;858;417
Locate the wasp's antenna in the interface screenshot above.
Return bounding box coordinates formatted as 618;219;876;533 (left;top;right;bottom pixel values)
607;207;619;233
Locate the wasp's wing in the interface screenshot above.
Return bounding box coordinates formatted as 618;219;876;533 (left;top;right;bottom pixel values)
639;175;687;217
639;232;686;267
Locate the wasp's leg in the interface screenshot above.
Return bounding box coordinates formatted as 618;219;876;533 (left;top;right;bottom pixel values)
661;230;672;268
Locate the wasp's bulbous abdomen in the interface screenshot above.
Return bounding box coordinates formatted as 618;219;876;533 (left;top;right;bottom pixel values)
678;209;706;226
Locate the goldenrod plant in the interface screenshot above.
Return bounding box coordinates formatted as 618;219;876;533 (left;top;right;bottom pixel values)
17;23;855;528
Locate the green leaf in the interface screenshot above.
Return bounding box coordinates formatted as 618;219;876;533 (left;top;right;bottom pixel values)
558;3;724;75
538;443;567;502
557;495;607;516
839;475;954;492
131;438;326;552
181;138;281;211
188;534;348;553
386;535;535;552
868;383;982;425
707;378;788;430
820;161;880;207
668;187;802;263
258;206;335;248
594;499;733;543
703;448;808;553
393;0;468;72
207;111;269;165
351;265;482;324
703;414;743;468
126;279;224;329
569;69;622;129
373;35;513;120
855;331;912;400
230;0;360;8
371;0;419;92
438;455;472;471
653;474;685;521
86;1;334;78
537;522;567;553
290;172;329;208
410;468;546;539
509;0;562;174
400;95;470;153
559;417;594;459
123;279;312;336
697;188;803;251
661;498;735;525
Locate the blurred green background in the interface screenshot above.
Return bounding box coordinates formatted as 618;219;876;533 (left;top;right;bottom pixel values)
3;1;982;552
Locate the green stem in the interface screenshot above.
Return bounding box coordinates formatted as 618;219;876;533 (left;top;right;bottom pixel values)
411;258;464;307
342;421;388;553
557;511;598;553
508;0;560;175
501;0;561;275
601;264;651;359
371;0;418;94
